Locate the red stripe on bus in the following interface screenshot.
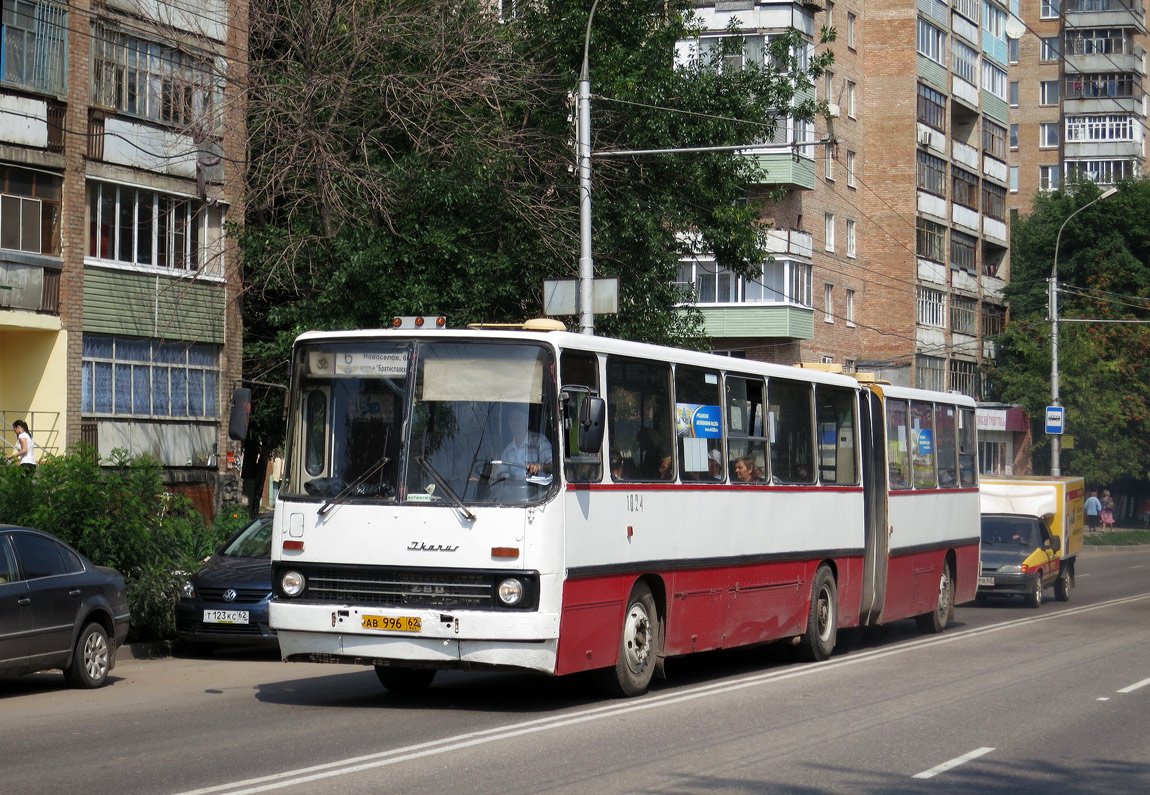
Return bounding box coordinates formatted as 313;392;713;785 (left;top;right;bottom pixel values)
566;483;864;494
889;487;979;496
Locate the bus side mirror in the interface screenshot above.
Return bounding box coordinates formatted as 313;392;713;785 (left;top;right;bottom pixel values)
229;388;252;441
579;397;605;453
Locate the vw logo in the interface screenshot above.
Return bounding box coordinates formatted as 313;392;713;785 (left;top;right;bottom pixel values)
223;589;237;603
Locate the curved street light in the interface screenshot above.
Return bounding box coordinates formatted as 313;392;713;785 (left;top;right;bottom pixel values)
1049;185;1118;476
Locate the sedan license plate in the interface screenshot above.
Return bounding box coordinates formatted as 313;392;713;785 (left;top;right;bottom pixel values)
977;576;995;587
204;609;249;624
361;615;422;633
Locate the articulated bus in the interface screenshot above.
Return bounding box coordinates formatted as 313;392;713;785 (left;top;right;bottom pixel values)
261;323;980;696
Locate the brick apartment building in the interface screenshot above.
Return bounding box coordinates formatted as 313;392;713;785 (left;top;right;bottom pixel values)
0;0;247;515
678;0;1011;400
1008;0;1146;213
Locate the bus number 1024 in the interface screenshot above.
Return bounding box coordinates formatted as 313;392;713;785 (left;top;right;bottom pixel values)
626;493;643;512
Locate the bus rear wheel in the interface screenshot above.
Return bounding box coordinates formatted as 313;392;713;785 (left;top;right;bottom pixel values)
915;562;954;634
798;565;838;662
374;665;436;694
599;581;660;698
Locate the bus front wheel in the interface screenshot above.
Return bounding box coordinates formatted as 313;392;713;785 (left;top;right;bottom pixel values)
600;581;660;698
798;565;838;662
375;665;436;694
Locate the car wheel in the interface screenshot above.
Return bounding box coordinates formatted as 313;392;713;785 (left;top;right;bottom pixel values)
65;623;112;689
915;562;954;634
1025;573;1043;609
1054;568;1071;602
374;666;436;694
598;581;660;698
798;565;838;662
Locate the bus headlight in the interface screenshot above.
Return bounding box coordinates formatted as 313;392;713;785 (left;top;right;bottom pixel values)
281;570;306;597
497;578;524;606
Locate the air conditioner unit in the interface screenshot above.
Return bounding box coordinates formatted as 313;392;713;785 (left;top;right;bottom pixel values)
917;129;933;146
827;103;841;118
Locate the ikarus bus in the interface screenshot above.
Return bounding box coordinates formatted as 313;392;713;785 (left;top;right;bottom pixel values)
241;320;980;697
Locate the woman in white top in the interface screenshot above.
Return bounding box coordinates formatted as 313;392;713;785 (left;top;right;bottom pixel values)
11;420;35;474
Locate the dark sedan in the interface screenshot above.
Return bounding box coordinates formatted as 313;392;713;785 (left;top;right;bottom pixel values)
0;525;131;688
176;513;277;651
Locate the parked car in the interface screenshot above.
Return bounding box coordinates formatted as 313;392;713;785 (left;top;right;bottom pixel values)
0;525;131;688
175;513;277;652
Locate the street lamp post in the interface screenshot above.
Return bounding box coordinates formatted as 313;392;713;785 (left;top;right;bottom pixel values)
576;0;604;336
1049;185;1117;476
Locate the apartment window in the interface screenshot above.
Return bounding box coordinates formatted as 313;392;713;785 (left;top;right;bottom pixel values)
1066;73;1136;99
824;213;835;252
1009;166;1019;192
1040;0;1060;18
0;165;61;255
917;19;946;64
1040;122;1060;148
1008;81;1019;107
917;151;947;197
1009;123;1019;149
682;258;814;307
983;303;1005;340
916;218;947;262
846;289;855;326
846;219;856;258
917;287;946;328
983;2;1006;38
847;12;856;48
951;231;977;274
916;356;946;392
954;0;980;21
953;40;979;85
1040;81;1060;106
824;70;834;102
949;359;978;398
983;182;1006;220
847;81;856;117
1039;165;1060;191
1065;28;1136;56
1066;114;1135;142
81;334;219;419
87;181;225;275
825;144;834;181
846;151;857;187
91;23;222;129
1066;159;1138;184
951;295;978;335
824;283;834;323
0;0;67;95
982;62;1008;101
952;167;979;209
1008;36;1019;64
983;121;1007;160
677;260;739;303
826;1;833;28
917;83;946;131
1041;37;1060;61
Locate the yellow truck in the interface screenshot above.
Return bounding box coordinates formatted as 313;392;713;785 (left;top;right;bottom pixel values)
978;476;1085;606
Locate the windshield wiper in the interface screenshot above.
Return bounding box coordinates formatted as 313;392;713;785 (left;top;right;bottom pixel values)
318;453;392;517
416;456;476;522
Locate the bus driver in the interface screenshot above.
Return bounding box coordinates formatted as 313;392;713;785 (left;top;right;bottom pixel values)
493;406;552;482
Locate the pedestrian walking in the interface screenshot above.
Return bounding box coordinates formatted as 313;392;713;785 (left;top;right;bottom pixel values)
1142;497;1150;529
9;419;36;475
1084;490;1101;532
1101;490;1116;531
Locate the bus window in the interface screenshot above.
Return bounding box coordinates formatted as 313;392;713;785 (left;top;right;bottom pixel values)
934;404;958;487
816;386;857;485
303;388;328;477
886;398;910;490
910;401;936;488
768;379;815;484
958;408;977;486
725;375;767;483
607;356;673;482
561;350;602;483
675;366;723;481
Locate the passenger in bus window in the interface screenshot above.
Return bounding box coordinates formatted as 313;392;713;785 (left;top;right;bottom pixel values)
610;454;624;480
733;457;763;483
658;455;674;481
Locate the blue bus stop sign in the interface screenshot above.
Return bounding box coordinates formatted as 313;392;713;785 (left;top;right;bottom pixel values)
1045;406;1065;435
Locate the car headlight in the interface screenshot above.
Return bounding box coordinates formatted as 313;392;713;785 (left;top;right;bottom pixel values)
281;570;305;597
182;580;196;598
999;564;1022;574
497;578;524;606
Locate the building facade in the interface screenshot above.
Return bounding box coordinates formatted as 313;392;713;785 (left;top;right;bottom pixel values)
1008;0;1147;213
678;0;1011;397
0;0;246;514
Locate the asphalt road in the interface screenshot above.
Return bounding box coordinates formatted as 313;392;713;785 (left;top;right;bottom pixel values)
3;545;1148;795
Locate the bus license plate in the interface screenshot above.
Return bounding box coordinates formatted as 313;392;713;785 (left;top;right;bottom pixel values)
204;609;249;624
361;615;422;633
977;576;994;587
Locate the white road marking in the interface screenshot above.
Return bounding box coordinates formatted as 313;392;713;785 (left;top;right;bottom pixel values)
1117;676;1150;694
912;747;995;779
1098;697;1111;701
177;592;1150;795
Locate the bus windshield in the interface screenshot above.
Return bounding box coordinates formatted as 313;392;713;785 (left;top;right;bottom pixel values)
283;340;558;507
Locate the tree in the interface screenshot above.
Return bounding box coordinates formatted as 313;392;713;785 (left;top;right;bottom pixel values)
989;179;1150;490
239;0;831;462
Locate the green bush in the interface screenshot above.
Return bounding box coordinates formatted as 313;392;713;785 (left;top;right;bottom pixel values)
0;447;234;642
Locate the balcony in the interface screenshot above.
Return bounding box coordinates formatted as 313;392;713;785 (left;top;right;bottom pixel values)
765;229;813;258
0;256;61;316
952;139;980;170
699;304;815;340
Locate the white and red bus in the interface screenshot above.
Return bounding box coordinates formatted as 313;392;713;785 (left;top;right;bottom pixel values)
260;323;979;696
